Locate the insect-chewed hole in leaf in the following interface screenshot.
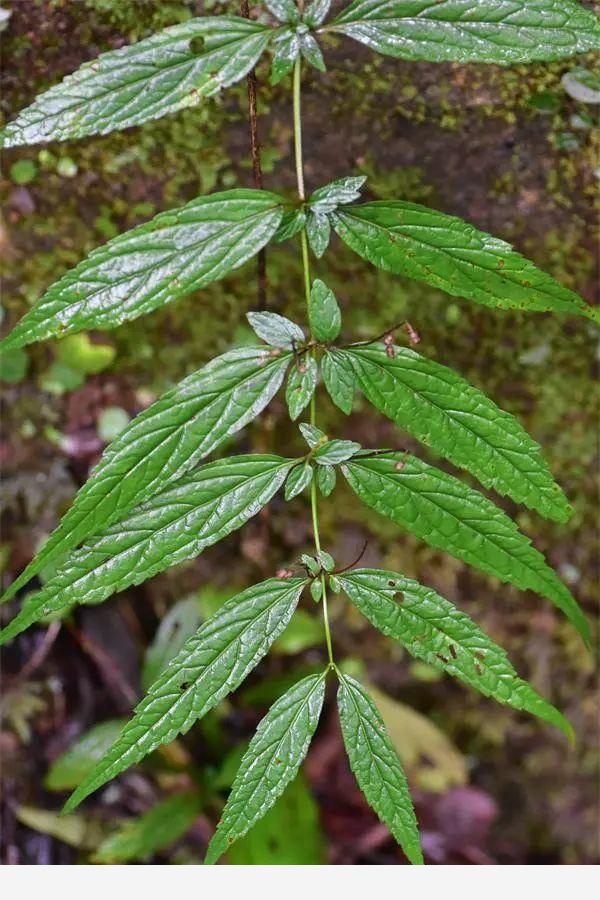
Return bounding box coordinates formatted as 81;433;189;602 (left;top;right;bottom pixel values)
394;592;404;603
449;644;458;659
179;681;191;691
435;653;449;664
189;36;205;54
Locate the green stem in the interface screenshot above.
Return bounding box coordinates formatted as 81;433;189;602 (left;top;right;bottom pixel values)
293;56;334;669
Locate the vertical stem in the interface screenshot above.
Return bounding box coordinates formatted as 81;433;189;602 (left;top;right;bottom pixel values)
293;56;334;669
241;1;267;308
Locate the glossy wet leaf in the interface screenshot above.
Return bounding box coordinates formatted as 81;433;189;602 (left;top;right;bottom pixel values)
327;1;600;64
306;211;331;258
247;311;305;348
286;356;318;420
298;422;327;448
204;671;326;864
316;464;336;497
269;28;301;84
0;17;274;146
337;674;423;865
273;208;306;242
265;0;300;24
304;0;332;28
45;720;127;792
0;456;295;644
321;351;355;414
284;463;314;500
333;201;599;322
1;348;291;604
0;190;286;353
299;33;326;72
341;453;589;643
314;438;361;465
309;175;367;214
308;279;341;342
338;569;573;738
64;577;308;813
338;343;570;522
94;792;201;863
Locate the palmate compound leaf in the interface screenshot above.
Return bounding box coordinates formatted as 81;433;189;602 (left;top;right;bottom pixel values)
1;348;292;604
204;671;327;864
0;190;286;353
326;1;600;65
341;453;589;644
64;577;308;813
334;343;570;522
332;201;600;322
0;455;297;645
0;17;274;147
336;569;573;739
337;674;423;865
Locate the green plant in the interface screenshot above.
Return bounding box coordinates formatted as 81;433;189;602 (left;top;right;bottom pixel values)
1;0;598;866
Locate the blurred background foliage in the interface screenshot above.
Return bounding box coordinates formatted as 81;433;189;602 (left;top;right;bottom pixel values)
0;0;598;865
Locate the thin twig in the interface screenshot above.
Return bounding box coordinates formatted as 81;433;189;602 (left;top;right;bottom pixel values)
345;320;421;348
333;541;369;575
241;2;267;309
18;621;61;680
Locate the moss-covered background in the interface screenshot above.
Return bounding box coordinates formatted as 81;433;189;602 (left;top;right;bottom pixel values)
1;0;598;865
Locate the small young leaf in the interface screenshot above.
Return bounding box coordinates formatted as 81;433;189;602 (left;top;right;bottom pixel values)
1;348;291;604
303;0;332;28
285;463;314;500
337;569;573;739
270;28;301;84
309;279;341;342
326;1;600;65
0;456;295;644
45;720;127;792
337;674;423;865
93;792;201;864
310;580;323;603
204;671;326;864
300;34;327;72
286;356;318;420
333;201;599;322
341;453;589;643
247;311;305;348
321;351;355;414
0;17;274;147
65;577;308;813
338;343;571;522
298;422;327;448
314;438;361;465
265;0;300;24
301;554;321;577
310;176;367;213
274;208;306;242
317;550;335;572
316;464;336;497
306;211;331;258
1;190;286;353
